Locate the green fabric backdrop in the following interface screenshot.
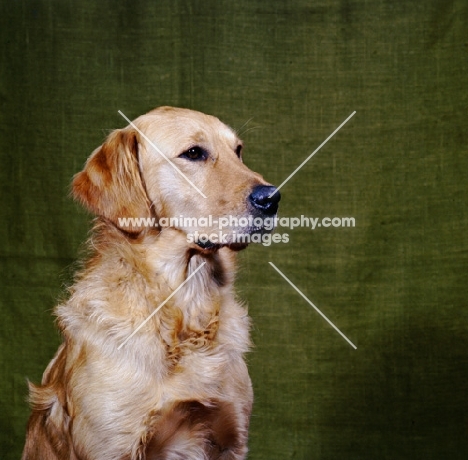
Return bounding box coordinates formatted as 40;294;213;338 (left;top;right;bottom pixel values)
1;1;467;458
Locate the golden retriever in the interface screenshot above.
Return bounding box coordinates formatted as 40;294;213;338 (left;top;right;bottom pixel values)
22;107;281;460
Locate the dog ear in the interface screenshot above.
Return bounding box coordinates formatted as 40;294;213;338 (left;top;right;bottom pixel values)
72;129;151;233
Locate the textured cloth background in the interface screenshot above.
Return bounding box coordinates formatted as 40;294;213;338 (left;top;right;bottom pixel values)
1;1;467;459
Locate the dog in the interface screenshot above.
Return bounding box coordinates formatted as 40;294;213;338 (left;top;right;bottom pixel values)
22;107;281;460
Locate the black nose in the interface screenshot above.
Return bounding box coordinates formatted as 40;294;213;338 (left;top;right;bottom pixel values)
248;185;281;216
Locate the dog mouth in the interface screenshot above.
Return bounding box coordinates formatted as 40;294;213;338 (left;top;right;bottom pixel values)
195;240;249;252
194;234;250;252
193;218;277;252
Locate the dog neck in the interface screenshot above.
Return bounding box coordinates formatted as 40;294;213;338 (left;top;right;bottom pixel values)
65;219;238;354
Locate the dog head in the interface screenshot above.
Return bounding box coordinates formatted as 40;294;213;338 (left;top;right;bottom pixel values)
73;107;280;250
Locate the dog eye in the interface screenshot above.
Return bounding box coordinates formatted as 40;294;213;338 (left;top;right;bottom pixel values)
179;146;208;161
235;145;242;159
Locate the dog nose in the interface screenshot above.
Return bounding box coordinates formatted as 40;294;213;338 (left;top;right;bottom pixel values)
249;185;281;215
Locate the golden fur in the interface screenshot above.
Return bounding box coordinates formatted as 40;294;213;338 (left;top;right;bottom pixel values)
22;107;280;460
